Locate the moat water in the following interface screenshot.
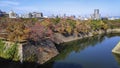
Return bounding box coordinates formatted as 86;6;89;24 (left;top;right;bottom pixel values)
0;34;120;68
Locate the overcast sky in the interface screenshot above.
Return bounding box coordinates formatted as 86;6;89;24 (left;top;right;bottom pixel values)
0;0;120;16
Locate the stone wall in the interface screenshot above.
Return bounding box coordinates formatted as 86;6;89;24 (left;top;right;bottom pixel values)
54;29;120;44
22;40;59;64
106;29;120;34
112;41;120;54
1;40;59;64
1;28;120;64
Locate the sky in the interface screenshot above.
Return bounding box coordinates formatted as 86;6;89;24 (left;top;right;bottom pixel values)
0;0;120;16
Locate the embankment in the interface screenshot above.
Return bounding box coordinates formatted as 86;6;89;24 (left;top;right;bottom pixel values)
0;40;59;64
0;28;120;64
54;28;120;44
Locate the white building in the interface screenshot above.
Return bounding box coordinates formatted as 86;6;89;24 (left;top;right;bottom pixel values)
9;10;18;18
78;16;89;20
43;16;48;18
108;17;120;20
32;12;43;18
22;13;32;18
20;12;43;18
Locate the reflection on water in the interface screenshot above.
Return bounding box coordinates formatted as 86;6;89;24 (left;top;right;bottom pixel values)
113;54;120;66
0;57;54;68
55;34;105;60
1;34;120;68
50;34;120;68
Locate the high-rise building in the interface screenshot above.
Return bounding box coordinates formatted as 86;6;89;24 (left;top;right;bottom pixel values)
92;9;101;20
94;9;99;15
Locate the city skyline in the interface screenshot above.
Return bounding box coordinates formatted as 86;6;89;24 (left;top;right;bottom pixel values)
0;0;120;16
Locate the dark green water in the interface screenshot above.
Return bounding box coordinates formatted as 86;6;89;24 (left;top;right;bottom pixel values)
0;34;120;68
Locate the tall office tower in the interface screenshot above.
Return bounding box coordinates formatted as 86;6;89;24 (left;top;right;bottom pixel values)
94;9;99;15
93;9;101;20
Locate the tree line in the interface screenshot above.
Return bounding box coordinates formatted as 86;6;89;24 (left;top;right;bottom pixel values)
0;17;120;43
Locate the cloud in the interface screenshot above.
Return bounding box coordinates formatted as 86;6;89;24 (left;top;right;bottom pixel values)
0;1;19;6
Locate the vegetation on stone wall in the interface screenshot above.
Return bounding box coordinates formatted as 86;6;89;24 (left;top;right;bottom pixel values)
0;40;19;61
